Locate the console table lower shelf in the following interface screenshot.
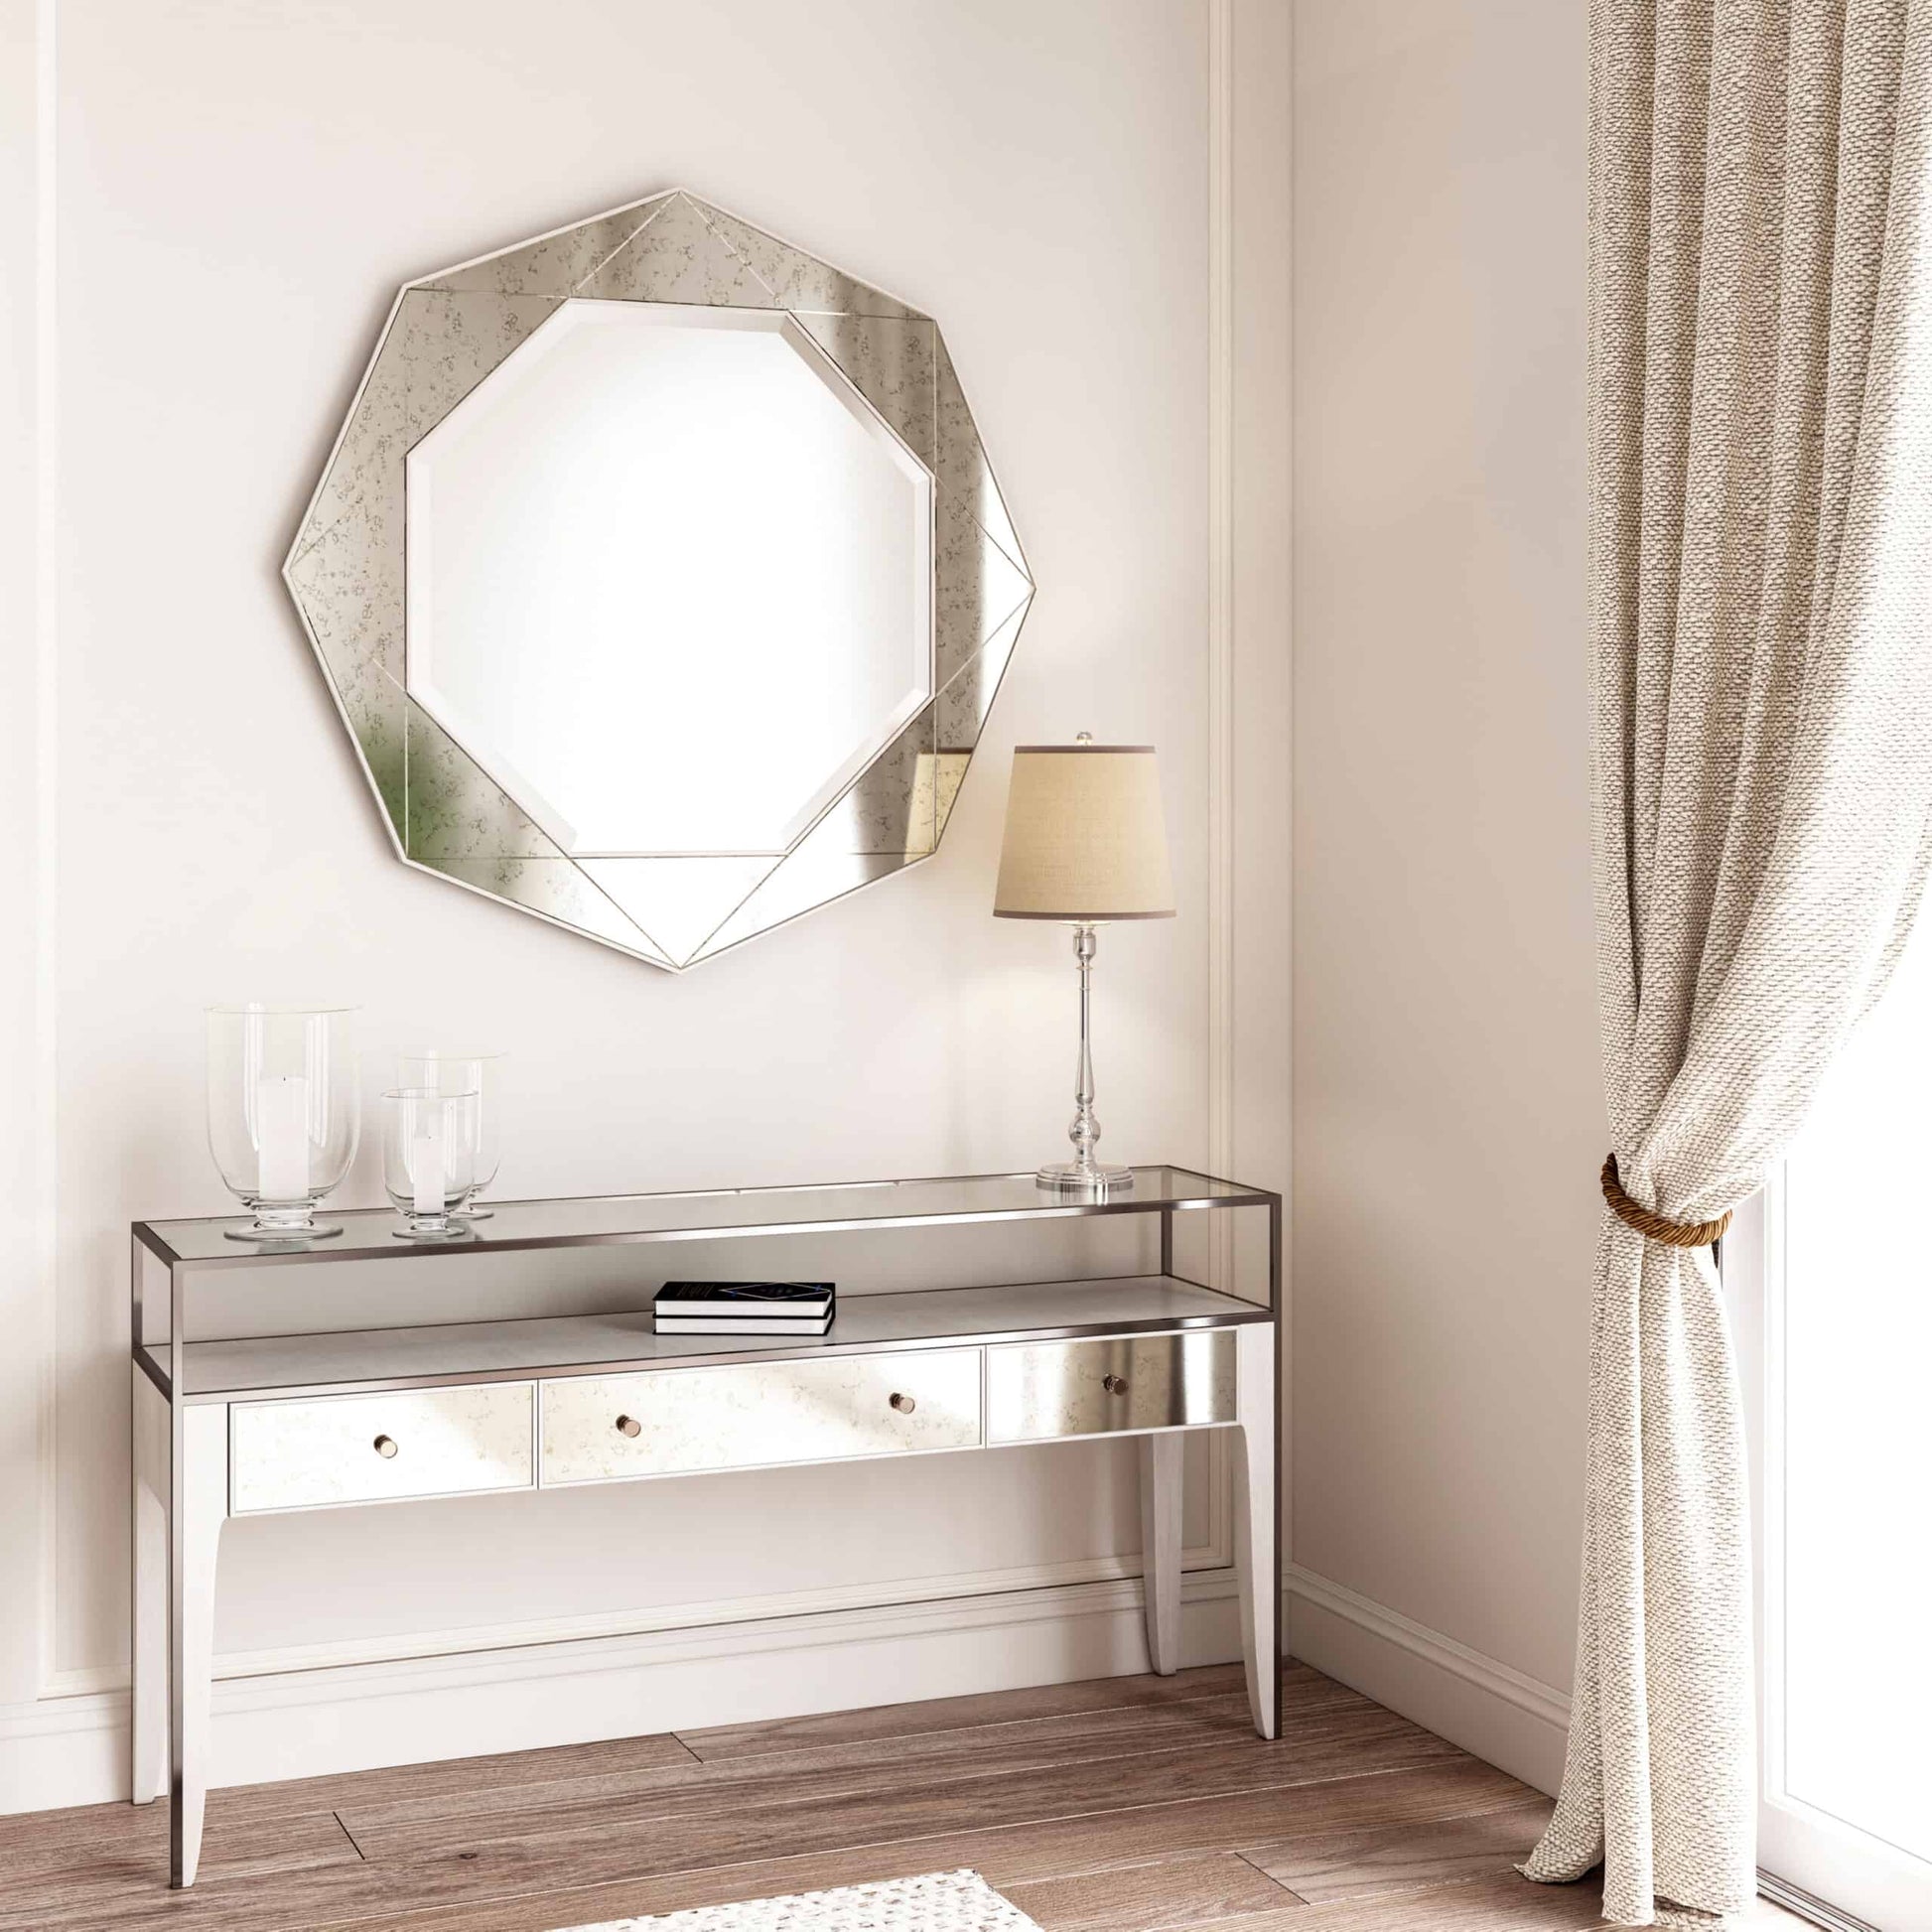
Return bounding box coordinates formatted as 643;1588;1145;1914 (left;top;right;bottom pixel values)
132;1266;1280;1889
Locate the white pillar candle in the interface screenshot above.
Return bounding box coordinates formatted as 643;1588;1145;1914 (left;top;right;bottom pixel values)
410;1108;446;1216
256;1074;310;1202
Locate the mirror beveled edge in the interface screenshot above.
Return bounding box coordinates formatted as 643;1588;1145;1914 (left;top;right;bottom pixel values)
282;187;1035;972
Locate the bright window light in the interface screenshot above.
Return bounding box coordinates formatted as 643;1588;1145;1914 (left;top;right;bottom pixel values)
1779;897;1932;1865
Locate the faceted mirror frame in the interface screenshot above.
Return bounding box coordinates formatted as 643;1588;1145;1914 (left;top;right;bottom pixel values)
283;189;1034;971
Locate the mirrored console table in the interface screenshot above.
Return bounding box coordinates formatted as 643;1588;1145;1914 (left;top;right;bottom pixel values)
130;1167;1282;1887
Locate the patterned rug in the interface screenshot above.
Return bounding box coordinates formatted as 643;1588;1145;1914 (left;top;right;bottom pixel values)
553;1869;1042;1930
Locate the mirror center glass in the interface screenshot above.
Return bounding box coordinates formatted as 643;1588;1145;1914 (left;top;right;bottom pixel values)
404;300;934;858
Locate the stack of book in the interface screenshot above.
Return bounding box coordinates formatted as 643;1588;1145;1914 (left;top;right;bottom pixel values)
652;1281;836;1337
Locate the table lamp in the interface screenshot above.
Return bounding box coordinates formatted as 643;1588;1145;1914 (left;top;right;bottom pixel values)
994;734;1175;1191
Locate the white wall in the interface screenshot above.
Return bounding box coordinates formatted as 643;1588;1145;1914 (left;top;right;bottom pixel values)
0;0;1297;1806
1288;0;1599;1791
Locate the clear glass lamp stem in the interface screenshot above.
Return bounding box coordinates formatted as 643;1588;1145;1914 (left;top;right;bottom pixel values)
1037;922;1131;1192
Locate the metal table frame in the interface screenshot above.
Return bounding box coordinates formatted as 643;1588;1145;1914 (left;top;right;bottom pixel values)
129;1165;1282;1887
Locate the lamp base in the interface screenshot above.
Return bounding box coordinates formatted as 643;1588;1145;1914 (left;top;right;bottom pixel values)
1035;1161;1134;1195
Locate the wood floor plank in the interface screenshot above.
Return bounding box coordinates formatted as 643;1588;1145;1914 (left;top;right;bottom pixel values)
0;1799;358;1883
670;1662;1267;1760
1173;1880;1814;1932
217;1728;699;1828
340;1690;1402;1856
0;1805;358;1913
48;1728;700;1844
340;1690;1265;1838
292;1763;1533;1932
1;1662;1576;1932
345;1707;1464;1866
1000;1849;1304;1931
17;1757;1534;1932
1239;1797;1555;1903
1166;1869;1612;1929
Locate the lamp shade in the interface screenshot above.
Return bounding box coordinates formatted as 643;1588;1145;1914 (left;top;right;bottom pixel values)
993;742;1175;919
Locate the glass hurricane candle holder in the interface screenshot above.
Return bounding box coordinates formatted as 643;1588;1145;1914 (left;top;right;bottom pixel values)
207;1005;360;1241
397;1050;504;1218
382;1088;481;1240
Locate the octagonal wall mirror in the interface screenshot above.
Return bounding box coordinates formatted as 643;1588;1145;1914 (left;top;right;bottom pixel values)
284;189;1034;970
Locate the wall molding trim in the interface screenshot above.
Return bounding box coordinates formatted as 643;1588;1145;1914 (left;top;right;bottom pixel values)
1205;0;1236;1290
32;0;61;1707
1286;1565;1571;1797
40;1536;1235;1702
3;1564;1242;1814
0;0;62;1711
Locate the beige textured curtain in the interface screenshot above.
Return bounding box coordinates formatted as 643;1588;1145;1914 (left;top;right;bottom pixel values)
1522;3;1932;1926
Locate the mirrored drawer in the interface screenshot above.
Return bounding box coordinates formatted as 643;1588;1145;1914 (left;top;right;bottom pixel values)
540;1349;982;1485
986;1330;1237;1444
230;1384;535;1514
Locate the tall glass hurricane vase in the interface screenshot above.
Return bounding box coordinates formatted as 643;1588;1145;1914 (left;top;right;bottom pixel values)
397;1050;504;1217
382;1088;481;1240
207;1005;360;1240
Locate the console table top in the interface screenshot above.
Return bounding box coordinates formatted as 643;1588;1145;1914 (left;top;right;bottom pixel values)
134;1165;1278;1270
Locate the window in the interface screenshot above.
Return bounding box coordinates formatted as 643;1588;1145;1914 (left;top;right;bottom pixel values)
1737;898;1932;1929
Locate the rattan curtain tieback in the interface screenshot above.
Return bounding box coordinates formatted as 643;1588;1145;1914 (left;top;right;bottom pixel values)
1599;1154;1732;1248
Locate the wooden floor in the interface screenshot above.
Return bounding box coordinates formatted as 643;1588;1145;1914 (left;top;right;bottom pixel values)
0;1661;1806;1930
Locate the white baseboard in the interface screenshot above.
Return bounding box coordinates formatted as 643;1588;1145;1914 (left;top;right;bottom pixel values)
39;1534;1232;1701
1286;1565;1571;1796
2;1557;1574;1820
0;1567;1242;1815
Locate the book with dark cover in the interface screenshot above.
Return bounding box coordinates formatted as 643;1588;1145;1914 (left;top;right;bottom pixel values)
653;1282;835;1333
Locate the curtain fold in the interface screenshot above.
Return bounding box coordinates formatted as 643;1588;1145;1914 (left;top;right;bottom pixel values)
1524;3;1932;1924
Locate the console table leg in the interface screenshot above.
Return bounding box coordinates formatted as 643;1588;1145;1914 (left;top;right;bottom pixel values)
169;1405;227;1888
130;1367;170;1806
1138;1431;1184;1674
1234;1323;1280;1738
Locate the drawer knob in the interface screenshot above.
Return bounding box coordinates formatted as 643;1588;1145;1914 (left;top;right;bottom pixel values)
615;1415;642;1439
372;1435;399;1458
889;1391;916;1414
1103;1374;1129;1396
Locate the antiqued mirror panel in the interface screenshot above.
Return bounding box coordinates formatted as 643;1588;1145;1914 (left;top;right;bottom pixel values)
284;190;1030;969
